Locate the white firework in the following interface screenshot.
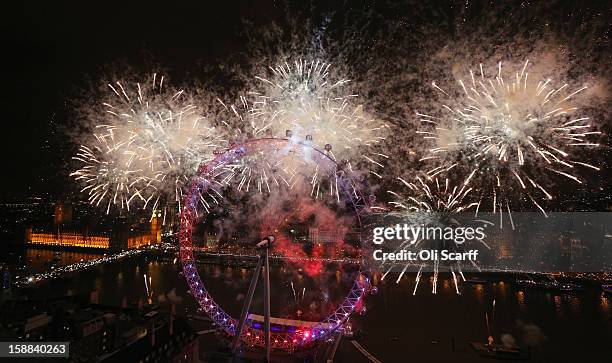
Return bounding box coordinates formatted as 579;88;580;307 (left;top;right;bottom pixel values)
220;59;389;178
71;136;157;214
193;138;349;210
382;175;490;295
71;74;222;213
418;60;600;217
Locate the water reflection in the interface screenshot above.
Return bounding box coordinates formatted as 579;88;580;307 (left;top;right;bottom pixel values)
569;296;581;316
474;284;485;303
553;295;564;318
599;294;609;319
9;254;611;361
21;248;103;274
516;290;527;313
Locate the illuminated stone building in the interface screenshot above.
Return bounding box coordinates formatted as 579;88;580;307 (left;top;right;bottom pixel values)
26;228;109;249
53;201;73;226
25;216;162;251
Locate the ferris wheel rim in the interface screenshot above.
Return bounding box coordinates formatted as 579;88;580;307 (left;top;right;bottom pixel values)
178;137;370;350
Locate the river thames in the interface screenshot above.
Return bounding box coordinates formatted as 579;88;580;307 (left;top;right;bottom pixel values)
4;248;611;362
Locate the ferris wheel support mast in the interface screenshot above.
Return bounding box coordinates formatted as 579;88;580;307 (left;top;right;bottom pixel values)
231;236;275;361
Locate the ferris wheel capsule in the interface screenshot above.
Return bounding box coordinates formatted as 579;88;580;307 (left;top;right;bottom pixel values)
235;145;247;155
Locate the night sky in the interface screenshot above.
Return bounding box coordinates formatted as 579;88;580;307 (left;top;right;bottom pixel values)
2;1;610;209
2;1;260;197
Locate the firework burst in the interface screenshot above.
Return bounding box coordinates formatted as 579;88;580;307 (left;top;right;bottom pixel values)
71;74;222;214
418;60;601;219
219;59;389;178
382;175;490;294
192;138;353;215
70;138;158;214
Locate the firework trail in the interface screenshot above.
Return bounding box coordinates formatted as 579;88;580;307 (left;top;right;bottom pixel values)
144;273;153;304
418;60;600;221
383;175;492;294
218;59;389;178
291;281;298;304
71;74;223;214
71;138;157;214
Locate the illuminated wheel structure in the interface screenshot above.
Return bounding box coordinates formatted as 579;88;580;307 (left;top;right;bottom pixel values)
179;137;371;351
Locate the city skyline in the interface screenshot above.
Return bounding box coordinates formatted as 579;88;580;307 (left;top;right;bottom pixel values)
1;1;610;362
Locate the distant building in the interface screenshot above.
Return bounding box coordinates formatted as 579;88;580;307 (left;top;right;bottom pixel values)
205;232;218;248
308;227;341;244
53;201;73;226
0;293;199;362
101;316;198;363
497;236;515;260
25;216;162;251
26;228;109;249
